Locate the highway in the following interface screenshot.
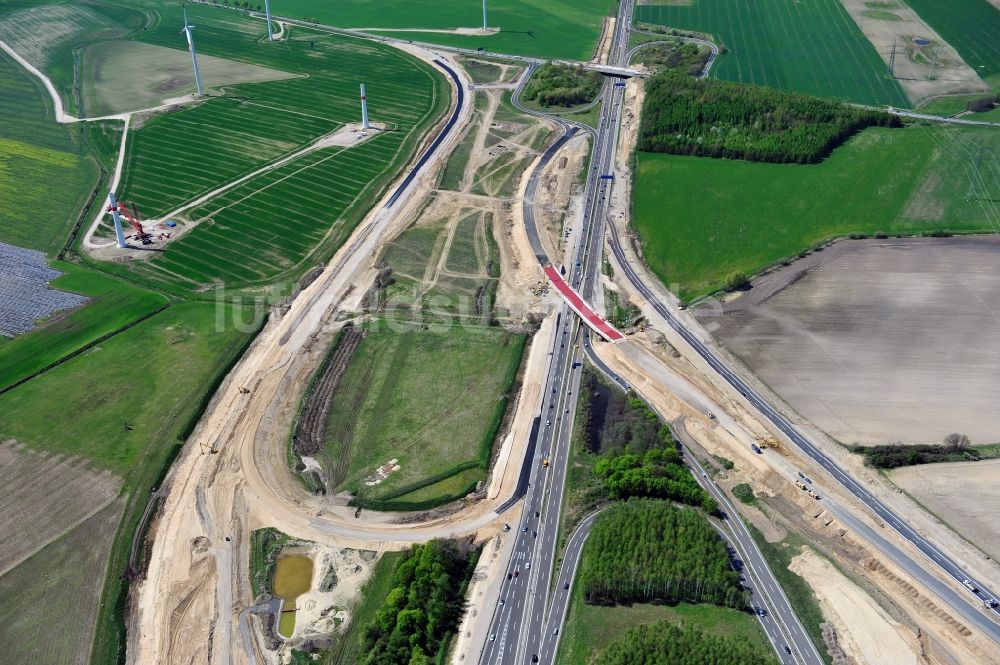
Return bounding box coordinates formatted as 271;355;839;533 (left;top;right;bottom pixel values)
479;0;821;662
604;202;1000;643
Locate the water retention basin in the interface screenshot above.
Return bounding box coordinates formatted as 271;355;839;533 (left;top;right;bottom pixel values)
274;555;314;639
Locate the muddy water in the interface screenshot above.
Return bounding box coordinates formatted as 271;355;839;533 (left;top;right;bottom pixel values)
274;555;313;638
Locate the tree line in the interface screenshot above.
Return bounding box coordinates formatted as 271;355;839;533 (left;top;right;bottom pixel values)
853;433;996;469
595;621;775;665
594;446;717;513
579;499;746;608
522;63;603;107
638;71;900;163
360;540;480;665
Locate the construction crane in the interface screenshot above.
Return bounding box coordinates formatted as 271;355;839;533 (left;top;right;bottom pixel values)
113;201;152;244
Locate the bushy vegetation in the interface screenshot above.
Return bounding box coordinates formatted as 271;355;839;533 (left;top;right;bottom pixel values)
249;528;291;598
853;434;1000;469
731;483;756;505
572;368;715;512
580;500;746;608
639;72;899;163
633;40;711;76
594;621;775;665
359;540;480;665
967;92;1000;113
522;63;602;107
595;447;717;513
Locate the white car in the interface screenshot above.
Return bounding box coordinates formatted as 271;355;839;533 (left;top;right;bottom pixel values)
490;634;496;641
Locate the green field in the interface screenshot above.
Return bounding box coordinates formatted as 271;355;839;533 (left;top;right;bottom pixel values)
94;3;446;296
0;263;167;392
904;0;1000;84
320;322;524;506
558;594;771;665
0;53;98;255
270;0;610;60
635;0;909;107
633;124;1000;300
0;301;253;473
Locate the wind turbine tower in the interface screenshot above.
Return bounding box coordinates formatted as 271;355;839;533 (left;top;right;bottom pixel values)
108;192;127;248
360;83;370;130
182;6;204;96
482;0;488;31
264;0;274;41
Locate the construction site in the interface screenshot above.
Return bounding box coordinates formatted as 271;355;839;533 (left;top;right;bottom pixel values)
2;0;1000;664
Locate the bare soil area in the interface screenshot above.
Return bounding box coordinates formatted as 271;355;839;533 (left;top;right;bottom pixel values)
0;439;121;575
890;459;1000;560
840;0;986;106
702;237;1000;445
790;547;919;665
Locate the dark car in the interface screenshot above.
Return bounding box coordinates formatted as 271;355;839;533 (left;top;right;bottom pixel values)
532;531;537;538
514;570;519;577
784;646;791;655
564;582;570;590
507;573;513;580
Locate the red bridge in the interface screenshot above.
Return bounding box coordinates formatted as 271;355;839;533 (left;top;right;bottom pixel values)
544;265;624;342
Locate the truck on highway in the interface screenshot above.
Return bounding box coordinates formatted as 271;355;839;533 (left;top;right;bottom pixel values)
542;458;549;467
963;579;978;593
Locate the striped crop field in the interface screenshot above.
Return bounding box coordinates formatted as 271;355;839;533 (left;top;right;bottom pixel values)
904;0;1000;83
102;4;447;294
635;0;909;107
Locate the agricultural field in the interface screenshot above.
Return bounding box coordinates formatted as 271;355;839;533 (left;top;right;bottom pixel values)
0;300;256;664
0;53;99;255
632;124;1000;300
0;301;253;473
904;0;1000;85
318;322;525;508
0;498;124;665
81;40;298;116
270;0;610;60
0;262;167;391
705;238;1000;446
890;459;1000;559
635;0;910;107
0;0;144;113
94;4;447;296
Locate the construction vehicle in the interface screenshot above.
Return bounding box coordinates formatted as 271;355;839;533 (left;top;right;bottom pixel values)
237;386;250;394
113;201;152;244
198;441;218;455
795;480;807;491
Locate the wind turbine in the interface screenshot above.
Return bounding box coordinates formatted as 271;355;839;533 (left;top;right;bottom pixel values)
482;0;488;31
264;0;274;41
181;5;204;97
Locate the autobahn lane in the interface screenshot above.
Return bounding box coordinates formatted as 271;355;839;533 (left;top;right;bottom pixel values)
603;182;1000;643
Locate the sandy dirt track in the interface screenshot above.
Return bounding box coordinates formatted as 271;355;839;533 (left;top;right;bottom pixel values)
790;548;918;665
128;47;571;665
890;459;1000;561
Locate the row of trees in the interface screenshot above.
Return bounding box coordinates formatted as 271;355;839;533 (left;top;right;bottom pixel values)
579;500;746;608
360;540;480;665
522;63;603;107
638;71;900;163
854;433;984;469
595;621;775;665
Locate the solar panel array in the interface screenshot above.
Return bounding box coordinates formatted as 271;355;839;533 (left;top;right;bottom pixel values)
0;242;89;338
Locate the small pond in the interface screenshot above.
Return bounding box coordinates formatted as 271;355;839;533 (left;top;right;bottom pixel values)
274;555;313;639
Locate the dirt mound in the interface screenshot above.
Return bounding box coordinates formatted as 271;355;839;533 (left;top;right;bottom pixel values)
291;327;364;472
